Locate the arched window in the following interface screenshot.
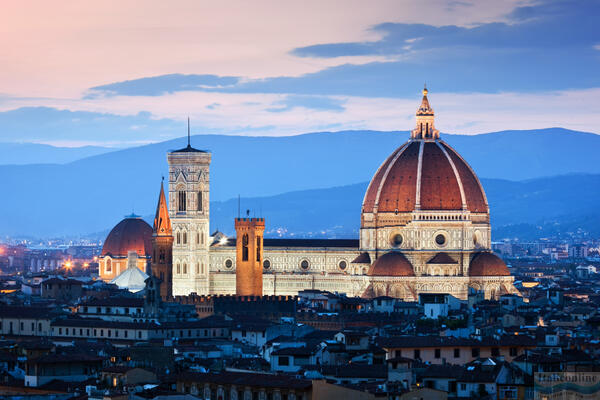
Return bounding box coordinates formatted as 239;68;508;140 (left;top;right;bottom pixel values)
183;263;187;274
159;249;165;263
242;234;249;261
201;263;205;274
196;232;200;244
201;231;205;245
256;236;262;261
197;191;203;211
106;259;112;272
183;231;187;244
176;263;181;274
176;232;181;244
178;191;187;212
196;263;199;274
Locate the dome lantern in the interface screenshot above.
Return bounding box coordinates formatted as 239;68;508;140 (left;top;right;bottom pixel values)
411;84;440;140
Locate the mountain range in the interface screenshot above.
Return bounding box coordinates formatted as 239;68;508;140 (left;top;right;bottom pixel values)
0;127;598;238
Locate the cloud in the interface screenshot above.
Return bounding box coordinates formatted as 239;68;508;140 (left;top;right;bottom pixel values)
86;74;239;98
81;1;599;101
266;95;346;113
0;107;182;146
1;87;599;147
294;1;600;58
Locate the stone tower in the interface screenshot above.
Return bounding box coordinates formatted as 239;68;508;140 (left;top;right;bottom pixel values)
168;123;211;296
235;217;265;296
151;179;173;301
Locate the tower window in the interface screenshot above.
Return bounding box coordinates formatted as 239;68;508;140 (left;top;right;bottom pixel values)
106;259;112;272
176;263;181;274
159;249;165;263
242;234;249;261
183;263;187;274
197;191;203;211
196;232;200;244
196;263;199;274
183;231;187;244
256;236;262;261
178;191;187;212
176;232;181;244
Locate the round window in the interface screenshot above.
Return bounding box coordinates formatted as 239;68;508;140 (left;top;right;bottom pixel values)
225;259;233;269
300;260;310;270
263;259;271;269
339;260;347;270
392;234;403;246
435;234;446;246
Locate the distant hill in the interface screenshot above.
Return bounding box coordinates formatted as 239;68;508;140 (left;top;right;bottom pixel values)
0;142;113;165
210;174;600;240
0;128;599;237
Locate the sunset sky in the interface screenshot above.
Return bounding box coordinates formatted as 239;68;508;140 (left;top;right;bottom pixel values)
1;0;599;146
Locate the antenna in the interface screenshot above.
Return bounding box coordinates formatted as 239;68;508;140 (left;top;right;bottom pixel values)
187;117;191;147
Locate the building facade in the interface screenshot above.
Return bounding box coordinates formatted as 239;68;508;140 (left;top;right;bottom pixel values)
100;88;519;301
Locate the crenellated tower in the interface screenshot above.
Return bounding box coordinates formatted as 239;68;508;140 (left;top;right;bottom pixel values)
235;217;265;296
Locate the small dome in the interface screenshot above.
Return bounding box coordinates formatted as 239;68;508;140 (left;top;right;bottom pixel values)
469;252;510;276
368;252;415;277
102;215;153;258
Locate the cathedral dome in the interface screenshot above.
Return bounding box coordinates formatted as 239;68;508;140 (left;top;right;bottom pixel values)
362;88;488;216
469;252;510;276
362;140;487;214
101;215;153;258
368;251;415;276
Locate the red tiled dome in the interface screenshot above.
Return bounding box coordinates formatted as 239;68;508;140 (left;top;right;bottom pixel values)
469;252;510;276
368;252;415;277
362;140;488;215
101;215;153;258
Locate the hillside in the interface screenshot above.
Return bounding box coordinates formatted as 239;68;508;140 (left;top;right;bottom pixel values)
0;128;599;237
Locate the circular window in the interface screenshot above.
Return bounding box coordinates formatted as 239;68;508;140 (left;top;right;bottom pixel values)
391;234;403;247
225;259;233;269
300;260;310;270
339;260;347;270
435;234;446;246
263;259;271;269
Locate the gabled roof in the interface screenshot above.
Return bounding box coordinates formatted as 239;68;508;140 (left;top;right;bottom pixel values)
427;252;458;264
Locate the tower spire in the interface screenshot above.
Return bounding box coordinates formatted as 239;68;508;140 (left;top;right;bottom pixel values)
411;85;439;140
187;117;191;148
153;179;172;236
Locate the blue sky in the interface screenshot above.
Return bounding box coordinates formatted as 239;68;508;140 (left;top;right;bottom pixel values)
0;0;599;146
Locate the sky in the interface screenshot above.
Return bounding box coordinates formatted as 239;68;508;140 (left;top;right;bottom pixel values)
0;0;599;146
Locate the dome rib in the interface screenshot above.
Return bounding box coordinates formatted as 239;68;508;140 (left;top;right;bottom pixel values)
441;141;488;213
419;142;462;210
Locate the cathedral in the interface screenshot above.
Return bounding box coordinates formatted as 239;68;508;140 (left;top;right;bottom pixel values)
99;88;519;301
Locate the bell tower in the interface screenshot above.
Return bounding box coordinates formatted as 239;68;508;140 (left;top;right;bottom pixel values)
151;179;173;300
235;217;265;296
168;120;212;296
